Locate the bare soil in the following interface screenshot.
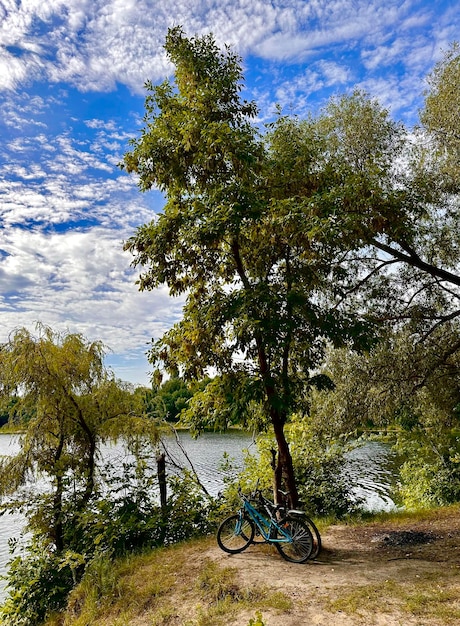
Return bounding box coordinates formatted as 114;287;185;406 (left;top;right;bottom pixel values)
75;507;460;626
199;507;460;625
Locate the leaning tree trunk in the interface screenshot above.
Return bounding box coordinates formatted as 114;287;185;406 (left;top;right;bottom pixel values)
231;239;299;507
271;407;299;508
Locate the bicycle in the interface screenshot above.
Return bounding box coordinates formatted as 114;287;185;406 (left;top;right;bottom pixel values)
216;488;314;563
244;489;322;559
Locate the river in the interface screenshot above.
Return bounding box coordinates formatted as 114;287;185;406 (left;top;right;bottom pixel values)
0;431;398;600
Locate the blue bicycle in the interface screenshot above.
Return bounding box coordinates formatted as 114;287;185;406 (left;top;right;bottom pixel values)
217;488;314;563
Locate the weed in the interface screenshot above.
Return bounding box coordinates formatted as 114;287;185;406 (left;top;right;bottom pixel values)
247;610;266;625
196;560;241;603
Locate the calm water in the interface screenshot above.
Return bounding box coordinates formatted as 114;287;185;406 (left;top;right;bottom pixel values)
0;431;398;600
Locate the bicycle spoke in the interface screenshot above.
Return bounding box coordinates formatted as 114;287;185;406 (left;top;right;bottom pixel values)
275;518;314;563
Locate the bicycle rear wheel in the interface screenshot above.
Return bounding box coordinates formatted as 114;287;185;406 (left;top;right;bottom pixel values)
302;516;322;559
279;509;322;559
217;514;255;554
274;518;314;563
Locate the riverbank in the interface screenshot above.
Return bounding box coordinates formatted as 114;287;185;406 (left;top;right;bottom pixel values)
45;505;460;626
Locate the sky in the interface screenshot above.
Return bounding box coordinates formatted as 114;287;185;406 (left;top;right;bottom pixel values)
0;0;458;387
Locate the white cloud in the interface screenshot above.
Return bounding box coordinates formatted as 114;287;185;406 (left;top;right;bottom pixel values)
274;58;351;115
0;0;458;386
0;0;454;95
0;224;182;361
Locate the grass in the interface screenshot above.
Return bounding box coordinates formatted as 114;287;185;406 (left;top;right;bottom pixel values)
324;572;460;624
58;544;187;626
337;501;460;526
48;537;291;626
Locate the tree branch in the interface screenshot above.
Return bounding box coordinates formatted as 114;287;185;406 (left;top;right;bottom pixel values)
371;239;460;288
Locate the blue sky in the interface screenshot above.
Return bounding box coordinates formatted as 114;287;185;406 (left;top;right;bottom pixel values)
0;0;458;386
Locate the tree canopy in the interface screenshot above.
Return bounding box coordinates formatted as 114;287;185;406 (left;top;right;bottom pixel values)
420;42;460;187
123;28;460;505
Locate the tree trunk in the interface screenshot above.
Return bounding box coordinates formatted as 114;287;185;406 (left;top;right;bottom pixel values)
231;238;299;507
52;429;66;552
271;408;299;508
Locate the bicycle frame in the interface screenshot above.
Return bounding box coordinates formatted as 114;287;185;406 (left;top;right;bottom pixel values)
239;496;293;544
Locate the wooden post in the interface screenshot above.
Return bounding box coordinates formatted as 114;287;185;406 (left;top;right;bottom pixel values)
157;452;167;510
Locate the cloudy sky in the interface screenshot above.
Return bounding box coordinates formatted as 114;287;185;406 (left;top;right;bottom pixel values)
0;0;458;386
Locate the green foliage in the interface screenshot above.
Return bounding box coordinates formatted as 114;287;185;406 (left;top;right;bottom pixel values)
220;415;360;518
62;460;217;559
68;552;120;614
0;325;157;540
163;471;219;543
1;462;217;626
396;432;460;509
0;536;74;626
122;31;460;512
123;29;405;504
180;374;267;434
420;43;460;188
125;30;460;512
314;327;460;508
70;461;165;557
287;419;362;517
143;376;194;421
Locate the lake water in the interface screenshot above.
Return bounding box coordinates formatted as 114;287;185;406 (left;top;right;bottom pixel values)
0;431;398;600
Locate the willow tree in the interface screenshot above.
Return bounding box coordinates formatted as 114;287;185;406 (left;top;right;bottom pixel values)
0;324;157;552
123;28;375;505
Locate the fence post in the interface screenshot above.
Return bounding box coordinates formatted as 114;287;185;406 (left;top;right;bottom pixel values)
157;452;167;510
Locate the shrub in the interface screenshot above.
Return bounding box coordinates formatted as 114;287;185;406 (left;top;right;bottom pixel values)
220;415;360;518
0;462;217;626
0;537;74;626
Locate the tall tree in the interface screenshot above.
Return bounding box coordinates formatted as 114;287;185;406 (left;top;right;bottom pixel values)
308;83;460;337
123;28;374;505
420;43;460;188
123;29;460;504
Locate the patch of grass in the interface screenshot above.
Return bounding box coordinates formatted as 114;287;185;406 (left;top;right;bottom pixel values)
264;590;292;611
325;580;399;615
52;538;292;626
402;583;460;622
346;502;460;526
62;543;190;625
196;560;242;603
149;603;179;625
191;559;291;625
325;575;460;624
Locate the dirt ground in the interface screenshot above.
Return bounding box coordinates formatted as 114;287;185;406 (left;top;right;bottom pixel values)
200;507;460;625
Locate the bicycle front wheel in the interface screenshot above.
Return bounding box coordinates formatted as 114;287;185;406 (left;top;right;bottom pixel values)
217;514;255;554
275;518;314;563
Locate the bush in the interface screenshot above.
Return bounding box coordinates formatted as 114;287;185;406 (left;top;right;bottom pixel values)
396;433;460;508
163;471;219;543
286;414;362;517
0;537;74;626
220;415;361;519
